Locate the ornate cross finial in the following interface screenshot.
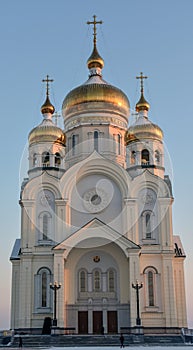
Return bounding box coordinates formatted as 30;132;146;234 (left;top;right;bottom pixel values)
87;15;103;45
42;74;54;97
136;72;148;93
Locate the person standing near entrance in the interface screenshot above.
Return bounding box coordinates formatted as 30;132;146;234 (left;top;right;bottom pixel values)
120;333;124;348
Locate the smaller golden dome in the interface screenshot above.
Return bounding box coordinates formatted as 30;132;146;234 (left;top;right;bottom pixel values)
87;45;104;69
41;96;55;115
125;122;163;145
136;92;150;112
29;120;66;146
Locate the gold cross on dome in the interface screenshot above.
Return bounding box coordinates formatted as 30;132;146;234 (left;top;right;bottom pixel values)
136;72;148;93
42;74;54;97
87;15;103;44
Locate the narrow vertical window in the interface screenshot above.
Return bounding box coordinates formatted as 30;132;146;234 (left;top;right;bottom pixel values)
155;150;160;164
94;131;99;152
141;149;149;165
72;135;79;155
145;213;151;239
42;152;50;167
131;150;136;165
148;271;154;306
55;152;61;167
94;270;100;291
108;270;115;292
33;153;37;167
80;271;86;292
117;134;121;155
43;214;48;240
42;272;47;307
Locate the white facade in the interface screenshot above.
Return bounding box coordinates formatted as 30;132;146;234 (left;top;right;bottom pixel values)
10;30;187;334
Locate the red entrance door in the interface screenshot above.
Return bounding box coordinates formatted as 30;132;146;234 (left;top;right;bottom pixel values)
107;311;118;333
93;311;103;334
78;311;88;334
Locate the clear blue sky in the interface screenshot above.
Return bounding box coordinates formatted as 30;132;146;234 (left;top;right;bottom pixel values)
1;0;193;329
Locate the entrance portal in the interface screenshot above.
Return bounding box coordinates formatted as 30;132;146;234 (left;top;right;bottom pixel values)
107;311;117;333
93;311;103;334
78;311;88;334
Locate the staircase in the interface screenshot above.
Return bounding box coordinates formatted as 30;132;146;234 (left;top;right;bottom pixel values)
9;333;185;348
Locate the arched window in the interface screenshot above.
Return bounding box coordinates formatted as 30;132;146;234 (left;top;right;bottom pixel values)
55;152;61;167
42;152;50;167
141;149;149;165
72;134;79;155
33;153;37;167
42;271;47;307
108;269;115;292
143;266;158;308
94;131;99;152
94;270;101;291
155;150;160;164
117;134;121;155
148;271;154;306
79;270;87;292
38;212;52;241
34;267;52;311
131;150;136;165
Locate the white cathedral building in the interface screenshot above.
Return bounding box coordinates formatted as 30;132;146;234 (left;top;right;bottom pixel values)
10;18;187;335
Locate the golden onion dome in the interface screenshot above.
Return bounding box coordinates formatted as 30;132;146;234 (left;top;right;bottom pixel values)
28;120;66;146
41;96;55;115
136;92;150;112
87;45;104;69
125;122;163;145
62;82;130;120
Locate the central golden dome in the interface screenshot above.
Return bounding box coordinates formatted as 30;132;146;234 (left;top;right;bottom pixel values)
63;83;130;119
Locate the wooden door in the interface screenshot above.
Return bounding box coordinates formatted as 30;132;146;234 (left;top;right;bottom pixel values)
78;311;88;334
107;311;117;333
93;311;103;334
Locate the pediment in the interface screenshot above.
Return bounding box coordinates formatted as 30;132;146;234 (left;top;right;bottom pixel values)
54;218;140;259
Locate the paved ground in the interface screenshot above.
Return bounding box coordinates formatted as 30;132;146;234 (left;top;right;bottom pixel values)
1;346;193;349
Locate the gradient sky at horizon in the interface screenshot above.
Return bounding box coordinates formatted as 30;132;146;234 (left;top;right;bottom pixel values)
1;0;193;329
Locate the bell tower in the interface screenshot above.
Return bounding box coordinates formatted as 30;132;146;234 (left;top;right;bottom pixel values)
28;75;66;179
125;72;165;179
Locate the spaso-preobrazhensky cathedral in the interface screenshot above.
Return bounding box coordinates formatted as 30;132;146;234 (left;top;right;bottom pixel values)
10;16;187;334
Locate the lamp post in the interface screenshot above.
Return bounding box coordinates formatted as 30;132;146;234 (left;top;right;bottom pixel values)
132;280;143;326
50;281;61;327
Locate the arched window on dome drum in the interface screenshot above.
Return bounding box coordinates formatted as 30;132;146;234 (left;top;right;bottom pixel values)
42;152;50;167
72;134;79;155
155;150;160;164
148;271;154;306
131;150;136;165
94;131;99;152
55;152;61;167
141;149;149;165
33;153;37;167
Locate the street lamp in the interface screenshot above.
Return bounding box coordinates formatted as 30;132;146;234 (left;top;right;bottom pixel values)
50;281;61;327
132;280;143;326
